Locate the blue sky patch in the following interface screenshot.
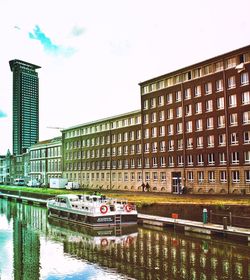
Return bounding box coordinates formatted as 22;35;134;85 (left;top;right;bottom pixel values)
29;25;76;57
0;110;7;118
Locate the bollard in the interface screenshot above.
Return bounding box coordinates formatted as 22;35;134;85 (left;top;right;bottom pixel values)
223;217;227;230
203;208;208;224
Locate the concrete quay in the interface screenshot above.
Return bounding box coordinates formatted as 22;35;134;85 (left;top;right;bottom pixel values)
138;213;250;243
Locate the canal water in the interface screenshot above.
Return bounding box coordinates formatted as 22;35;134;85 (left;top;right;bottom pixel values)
0;199;249;280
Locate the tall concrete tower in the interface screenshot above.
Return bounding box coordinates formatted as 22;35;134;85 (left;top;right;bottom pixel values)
9;60;41;155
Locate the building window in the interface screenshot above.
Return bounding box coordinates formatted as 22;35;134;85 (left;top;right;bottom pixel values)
217;97;224;110
160;157;166;167
167;109;174;120
232;170;240;183
144;143;150;153
195;102;202;114
177;139;183;150
143;100;148;110
207;135;214;147
226;57;236;68
216;79;223;92
167;93;173;104
186;137;193;149
145;172;150;181
220;171;227;183
153;172;158;181
194;85;201;97
244;131;250;144
195;119;203;131
197;154;204;166
229;113;238;126
175;91;182;102
187;171;194;182
185;104;192;116
243;111;250;124
187;155;193;166
230;132;239;145
151;127;157;138
186;121;192;133
245;170;250;184
176;122;183;134
217;115;225;128
168;124;174;135
152;157;158;168
219;153;227;165
152;142;158;153
198;171;204;183
160;172;166;182
159;110;165;121
151;112;157;123
205;82;212;94
229;95;237;107
208;153;215;165
150;98;156;108
219;134;226;146
168;156;174;167
158;95;164;106
242;91;250;105
168;140;174;151
159;140;166;152
144;129;149;138
241;72;249;85
231;152;239;164
196;136;203;148
177;155;184;167
184;88;191;100
176;106;182;118
144;158;150;168
208;171;215;183
205;100;213;112
228;76;236;89
244;151;250;164
215;61;223;72
206;117;214;130
159;126;165;136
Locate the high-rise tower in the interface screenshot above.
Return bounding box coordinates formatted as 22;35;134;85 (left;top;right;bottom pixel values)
9;59;41;155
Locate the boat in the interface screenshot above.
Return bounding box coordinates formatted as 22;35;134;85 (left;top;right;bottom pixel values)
47;193;138;227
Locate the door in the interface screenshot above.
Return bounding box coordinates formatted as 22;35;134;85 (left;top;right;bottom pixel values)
172;172;181;194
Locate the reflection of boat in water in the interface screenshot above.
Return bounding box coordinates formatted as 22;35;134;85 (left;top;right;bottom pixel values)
47;194;137;227
48;216;138;249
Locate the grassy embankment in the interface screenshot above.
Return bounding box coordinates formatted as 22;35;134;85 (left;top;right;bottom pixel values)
1;185;250;207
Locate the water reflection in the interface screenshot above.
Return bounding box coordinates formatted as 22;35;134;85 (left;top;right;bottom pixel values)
0;198;250;280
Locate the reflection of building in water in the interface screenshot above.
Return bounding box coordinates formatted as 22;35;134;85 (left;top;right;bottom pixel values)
9;202;47;280
64;227;250;280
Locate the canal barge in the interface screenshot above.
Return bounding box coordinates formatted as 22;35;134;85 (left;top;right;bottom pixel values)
47;194;138;227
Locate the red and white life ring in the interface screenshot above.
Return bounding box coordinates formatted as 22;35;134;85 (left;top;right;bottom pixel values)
125;204;133;212
100;205;108;214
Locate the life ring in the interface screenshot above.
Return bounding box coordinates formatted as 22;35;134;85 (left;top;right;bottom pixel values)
100;205;108;214
125;204;133;212
101;238;108;247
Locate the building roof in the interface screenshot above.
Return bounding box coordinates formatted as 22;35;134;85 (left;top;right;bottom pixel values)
9;59;41;71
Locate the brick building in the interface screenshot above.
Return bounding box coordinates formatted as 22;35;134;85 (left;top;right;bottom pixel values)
139;45;250;194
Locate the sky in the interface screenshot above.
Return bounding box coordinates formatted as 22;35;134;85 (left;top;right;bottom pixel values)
0;0;250;154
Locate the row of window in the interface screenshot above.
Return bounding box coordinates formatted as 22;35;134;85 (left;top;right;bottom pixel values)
65;116;142;139
65;131;250;159
144;114;250;138
143;92;250;124
142;54;250;94
65;169;250;185
65;131;142;150
65;151;250;171
143;72;249;109
30;146;61;159
30;159;61;172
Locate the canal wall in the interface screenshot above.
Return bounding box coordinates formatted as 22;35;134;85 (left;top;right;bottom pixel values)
138;203;250;228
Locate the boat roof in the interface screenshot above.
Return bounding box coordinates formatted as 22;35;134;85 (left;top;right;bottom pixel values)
56;194;79;199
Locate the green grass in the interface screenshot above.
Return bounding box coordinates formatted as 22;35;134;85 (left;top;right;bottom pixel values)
1;185;250;205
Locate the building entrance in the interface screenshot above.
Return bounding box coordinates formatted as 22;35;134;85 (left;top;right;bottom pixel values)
172;172;182;194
